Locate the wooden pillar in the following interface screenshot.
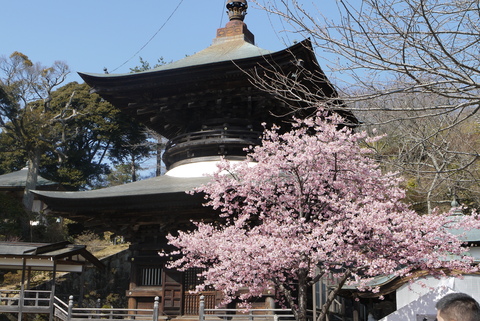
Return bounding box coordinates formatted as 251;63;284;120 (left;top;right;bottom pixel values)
199;295;205;321
312;277;317;321
49;262;57;321
128;258;138;311
19;258;26;321
79;271;85;306
26;267;32;290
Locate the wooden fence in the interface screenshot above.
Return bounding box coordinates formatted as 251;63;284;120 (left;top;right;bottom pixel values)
1;290;300;321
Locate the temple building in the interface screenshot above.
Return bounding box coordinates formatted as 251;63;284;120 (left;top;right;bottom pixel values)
34;1;357;318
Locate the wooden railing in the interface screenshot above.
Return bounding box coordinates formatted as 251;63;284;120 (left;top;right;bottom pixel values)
53;296;69;321
0;289;52;314
198;295;298;321
64;295;161;321
2;290;303;321
0;289;52;306
0;291;162;321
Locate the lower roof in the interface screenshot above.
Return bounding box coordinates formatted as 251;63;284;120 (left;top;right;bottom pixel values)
32;174;210;211
32;174;213;237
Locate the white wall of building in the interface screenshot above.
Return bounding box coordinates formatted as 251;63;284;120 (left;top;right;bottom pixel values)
380;276;480;321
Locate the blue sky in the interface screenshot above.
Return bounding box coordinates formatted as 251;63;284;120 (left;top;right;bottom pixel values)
1;1;332;84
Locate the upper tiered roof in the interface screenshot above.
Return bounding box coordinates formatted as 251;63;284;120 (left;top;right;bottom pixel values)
77;2;344;139
34;1;356;239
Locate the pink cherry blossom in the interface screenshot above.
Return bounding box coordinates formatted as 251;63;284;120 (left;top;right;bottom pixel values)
166;111;480;321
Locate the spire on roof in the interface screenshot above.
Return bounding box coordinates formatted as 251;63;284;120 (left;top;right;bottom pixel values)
216;1;254;44
226;1;248;21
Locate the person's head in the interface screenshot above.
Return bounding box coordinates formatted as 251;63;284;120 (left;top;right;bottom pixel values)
436;293;480;321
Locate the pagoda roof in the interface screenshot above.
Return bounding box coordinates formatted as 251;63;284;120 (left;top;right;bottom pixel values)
37;173;207;196
33;174;210;217
78;38;345;139
79;38;321;96
154;37;272;70
32;174;213;238
83;36;272;79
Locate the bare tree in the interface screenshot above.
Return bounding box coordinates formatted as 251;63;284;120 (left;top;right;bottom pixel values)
358;92;480;214
248;0;480;211
253;0;480;125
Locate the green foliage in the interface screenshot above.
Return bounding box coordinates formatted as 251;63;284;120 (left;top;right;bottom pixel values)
40;82;152;189
0;81;153;189
0;133;26;175
9;51;33;66
105;293;123;307
31;315;48;321
0;52;71;210
1;52;155;193
0;192;71;242
30;216;69;243
0;193;29;240
36;82;115;189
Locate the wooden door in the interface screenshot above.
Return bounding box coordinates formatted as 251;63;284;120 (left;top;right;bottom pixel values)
162;270;183;316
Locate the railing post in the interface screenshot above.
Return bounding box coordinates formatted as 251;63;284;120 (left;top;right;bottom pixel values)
249;310;254;321
68;295;74;320
199;295;205;321
153;296;159;321
96;298;101;319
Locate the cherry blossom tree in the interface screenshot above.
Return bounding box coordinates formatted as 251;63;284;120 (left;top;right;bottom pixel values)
166;111;480;321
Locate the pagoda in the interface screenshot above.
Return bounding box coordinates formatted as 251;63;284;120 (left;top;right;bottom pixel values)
34;0;356;316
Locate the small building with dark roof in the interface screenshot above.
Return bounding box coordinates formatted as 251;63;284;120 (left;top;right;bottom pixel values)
0;241;103;320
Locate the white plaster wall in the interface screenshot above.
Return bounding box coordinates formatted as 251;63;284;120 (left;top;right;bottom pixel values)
166;160;254;177
380;276;480;321
380;286;452;321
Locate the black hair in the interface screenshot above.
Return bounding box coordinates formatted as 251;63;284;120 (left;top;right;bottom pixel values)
436;293;480;321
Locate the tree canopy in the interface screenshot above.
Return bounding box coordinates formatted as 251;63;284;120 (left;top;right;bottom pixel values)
0;81;153;189
0;52;153;192
0;52;70;208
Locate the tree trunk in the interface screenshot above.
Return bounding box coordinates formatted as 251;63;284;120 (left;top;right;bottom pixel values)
295;269;309;321
23;147;41;212
156;141;163;176
131;154;137;182
317;270;352;321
